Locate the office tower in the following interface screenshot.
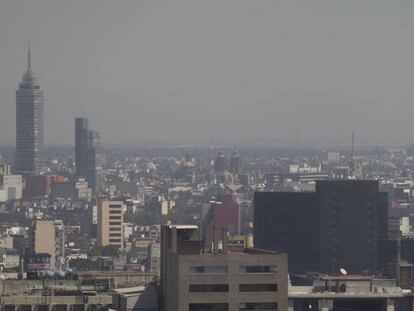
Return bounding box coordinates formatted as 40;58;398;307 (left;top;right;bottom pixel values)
317;180;388;274
31;219;64;270
202;195;240;247
229;150;241;174
254;192;320;274
75;118;103;192
214;151;227;172
161;225;288;311
97;199;124;249
15;43;44;174
75;118;90;181
254;180;388;274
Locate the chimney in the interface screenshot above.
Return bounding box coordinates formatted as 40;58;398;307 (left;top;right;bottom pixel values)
213;226;219;254
222;227;228;254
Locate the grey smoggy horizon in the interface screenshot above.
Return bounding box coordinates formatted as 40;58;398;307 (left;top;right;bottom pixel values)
0;0;413;146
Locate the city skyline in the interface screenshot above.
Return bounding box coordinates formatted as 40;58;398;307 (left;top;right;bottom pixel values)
0;1;414;146
2;3;414;311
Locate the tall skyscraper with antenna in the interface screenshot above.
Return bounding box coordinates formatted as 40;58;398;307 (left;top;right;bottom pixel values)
15;41;44;174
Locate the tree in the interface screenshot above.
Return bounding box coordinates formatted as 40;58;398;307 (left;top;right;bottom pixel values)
101;245;119;257
88;244;103;257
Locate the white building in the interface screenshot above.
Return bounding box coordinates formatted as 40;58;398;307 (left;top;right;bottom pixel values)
0;175;22;202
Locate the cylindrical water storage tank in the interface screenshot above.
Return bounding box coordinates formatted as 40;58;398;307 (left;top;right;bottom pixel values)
245;234;253;248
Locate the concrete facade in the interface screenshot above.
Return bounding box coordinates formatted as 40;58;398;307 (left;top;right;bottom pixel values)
161;225;288;311
0;295;111;311
33;220;56;269
97;199;124;249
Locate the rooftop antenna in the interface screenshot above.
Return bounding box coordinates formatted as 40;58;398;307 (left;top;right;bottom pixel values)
27;38;31;72
294;128;298;146
350;131;355;176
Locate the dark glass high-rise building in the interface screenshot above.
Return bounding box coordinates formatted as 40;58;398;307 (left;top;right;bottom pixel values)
254;192;320;273
254;180;388;274
75;118;103;192
15;44;44;174
75;118;90;179
317;180;388;275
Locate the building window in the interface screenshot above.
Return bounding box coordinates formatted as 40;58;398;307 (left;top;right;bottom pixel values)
239;284;278;292
109;239;122;243
109;210;122;214
239;265;277;273
189;266;228;274
189;303;228;311
239;303;278;310
109;233;121;237
109;205;122;208
109;216;122;220
189;284;229;293
109;222;121;226
109;227;121;231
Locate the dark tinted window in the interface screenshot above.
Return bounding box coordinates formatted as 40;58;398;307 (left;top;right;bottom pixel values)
189;266;228;274
189;284;229;292
189;304;228;311
239;303;277;310
239;265;277;273
239;284;278;292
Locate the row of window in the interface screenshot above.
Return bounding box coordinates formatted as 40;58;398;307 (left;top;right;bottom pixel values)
189;303;277;311
189;265;277;274
109;216;122;220
109;204;122;208
240;303;278;310
109;233;121;237
109;239;121;243
189;283;278;293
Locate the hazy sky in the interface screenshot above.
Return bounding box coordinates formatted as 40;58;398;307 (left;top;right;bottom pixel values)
0;0;413;146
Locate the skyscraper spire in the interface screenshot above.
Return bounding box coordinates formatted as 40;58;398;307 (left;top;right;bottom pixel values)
27;38;31;72
16;38;44;174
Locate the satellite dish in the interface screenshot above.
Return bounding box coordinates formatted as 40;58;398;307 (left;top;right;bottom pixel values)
340;268;348;275
0;274;6;280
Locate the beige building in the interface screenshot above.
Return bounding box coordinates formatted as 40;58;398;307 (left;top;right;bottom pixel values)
32;220;64;270
97;199;124;249
161;225;288;311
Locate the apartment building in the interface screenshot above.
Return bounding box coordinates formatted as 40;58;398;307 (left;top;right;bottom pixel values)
97;199;124;249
